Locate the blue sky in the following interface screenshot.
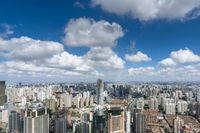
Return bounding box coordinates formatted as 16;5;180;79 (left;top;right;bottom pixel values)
1;0;200;83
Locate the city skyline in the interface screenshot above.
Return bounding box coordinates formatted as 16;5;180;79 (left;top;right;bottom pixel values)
1;0;200;83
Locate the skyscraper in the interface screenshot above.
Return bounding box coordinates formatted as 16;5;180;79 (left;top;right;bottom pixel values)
24;103;49;133
93;107;107;133
107;106;125;133
136;112;145;133
0;81;6;106
126;111;131;133
54;111;66;133
96;79;104;105
8;111;22;133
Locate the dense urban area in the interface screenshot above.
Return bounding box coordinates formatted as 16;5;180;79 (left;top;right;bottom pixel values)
0;80;200;133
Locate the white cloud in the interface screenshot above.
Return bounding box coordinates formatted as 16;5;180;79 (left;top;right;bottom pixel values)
84;47;125;69
92;0;200;21
0;36;64;61
63;18;124;47
159;58;176;67
128;67;155;75
0;35;126;80
125;51;151;63
170;48;200;63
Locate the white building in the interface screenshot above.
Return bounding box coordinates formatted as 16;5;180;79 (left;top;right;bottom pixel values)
166;103;176;114
148;97;158;110
177;100;188;114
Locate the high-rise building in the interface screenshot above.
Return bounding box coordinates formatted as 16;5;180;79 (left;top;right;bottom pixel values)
74;121;92;133
0;81;6;106
166;103;176;114
125;111;131;133
96;79;104;105
136;98;144;110
8;111;22;133
63;92;72;108
177;100;188;114
23;103;49;133
107;106;125;133
93;107;107;133
173;116;184;133
135;112;145;133
54;111;66;133
44;99;57;112
148;97;158;110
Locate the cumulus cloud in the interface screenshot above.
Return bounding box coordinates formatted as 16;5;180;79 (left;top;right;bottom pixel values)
128;67;155;75
0;36;64;61
84;47;125;69
170;48;200;63
92;0;200;21
159;58;176;67
63;18;124;47
125;51;151;63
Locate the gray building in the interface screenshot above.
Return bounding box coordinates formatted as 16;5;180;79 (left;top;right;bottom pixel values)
136;112;145;133
0;81;6;106
24;103;49;133
75;121;92;133
8;111;22;133
54;111;66;133
93;108;107;133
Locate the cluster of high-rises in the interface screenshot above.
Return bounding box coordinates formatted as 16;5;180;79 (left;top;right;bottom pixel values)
1;80;200;133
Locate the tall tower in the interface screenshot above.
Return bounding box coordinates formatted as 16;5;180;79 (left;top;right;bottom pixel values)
0;81;6;106
126;111;131;133
24;103;49;133
96;79;104;105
